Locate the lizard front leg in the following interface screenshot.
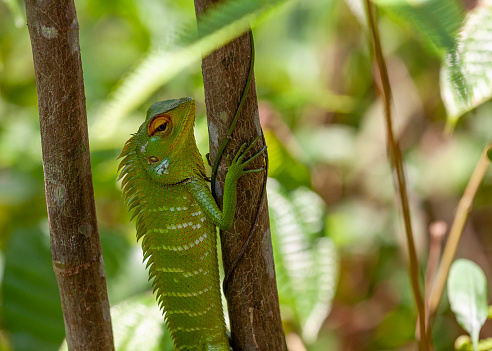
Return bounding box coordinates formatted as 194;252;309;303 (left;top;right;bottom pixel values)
190;136;266;230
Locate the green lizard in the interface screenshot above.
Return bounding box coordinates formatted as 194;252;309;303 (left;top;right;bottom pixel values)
118;97;265;350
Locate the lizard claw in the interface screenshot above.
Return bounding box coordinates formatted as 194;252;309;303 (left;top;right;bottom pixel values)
233;135;264;164
232;142;248;164
242;145;267;167
227;136;266;176
241;135;262;158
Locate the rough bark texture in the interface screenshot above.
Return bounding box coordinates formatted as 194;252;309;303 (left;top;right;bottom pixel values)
25;1;114;350
194;2;286;350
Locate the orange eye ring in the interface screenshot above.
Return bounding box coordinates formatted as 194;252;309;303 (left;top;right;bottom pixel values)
148;114;173;137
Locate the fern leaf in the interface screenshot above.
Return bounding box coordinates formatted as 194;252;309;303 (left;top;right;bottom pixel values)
372;0;465;56
268;179;338;345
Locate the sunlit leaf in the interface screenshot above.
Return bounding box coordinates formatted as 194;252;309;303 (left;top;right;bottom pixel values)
441;4;492;125
264;130;311;190
372;0;464;56
448;259;488;351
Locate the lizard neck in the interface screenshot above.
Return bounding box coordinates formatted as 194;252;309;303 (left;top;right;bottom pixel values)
126;134;207;187
164;135;207;185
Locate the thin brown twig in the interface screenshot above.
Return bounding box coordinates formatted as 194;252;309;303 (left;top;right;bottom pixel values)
427;143;491;323
424;221;446;330
425;221;447;301
364;1;430;349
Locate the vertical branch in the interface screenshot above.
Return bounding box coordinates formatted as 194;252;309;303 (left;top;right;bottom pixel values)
364;1;430;349
194;2;286;350
25;1;114;350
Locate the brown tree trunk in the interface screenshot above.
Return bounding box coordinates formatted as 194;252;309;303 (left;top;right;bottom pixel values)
25;1;114;350
194;2;286;350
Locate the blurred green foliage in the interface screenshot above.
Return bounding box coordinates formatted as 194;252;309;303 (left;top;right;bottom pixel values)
1;0;492;350
2;228;64;351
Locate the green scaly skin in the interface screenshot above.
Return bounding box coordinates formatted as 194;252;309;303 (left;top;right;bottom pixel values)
118;97;264;350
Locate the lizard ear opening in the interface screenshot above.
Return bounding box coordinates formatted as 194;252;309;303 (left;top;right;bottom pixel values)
148;114;173;137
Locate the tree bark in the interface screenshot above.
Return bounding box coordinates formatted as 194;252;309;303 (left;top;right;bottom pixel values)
194;2;286;350
25;1;114;350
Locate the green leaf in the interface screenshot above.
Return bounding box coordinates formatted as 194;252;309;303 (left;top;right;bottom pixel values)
372;0;465;56
59;294;173;351
90;0;293;146
264;130;312;190
441;4;492;125
448;259;488;351
2;228;65;351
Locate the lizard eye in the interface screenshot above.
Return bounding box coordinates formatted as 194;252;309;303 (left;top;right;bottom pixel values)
149;115;173;137
155;123;167;132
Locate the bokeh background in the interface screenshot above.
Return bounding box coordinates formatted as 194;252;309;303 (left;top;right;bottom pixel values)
0;0;491;350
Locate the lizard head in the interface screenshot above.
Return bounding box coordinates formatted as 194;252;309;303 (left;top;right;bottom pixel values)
121;97;206;185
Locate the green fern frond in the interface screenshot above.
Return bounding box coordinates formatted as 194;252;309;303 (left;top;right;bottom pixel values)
372;0;465;55
178;0;286;45
268;179;338;345
303;237;337;343
59;294;174;351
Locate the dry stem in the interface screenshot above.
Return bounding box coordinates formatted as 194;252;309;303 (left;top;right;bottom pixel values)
364;1;430;349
